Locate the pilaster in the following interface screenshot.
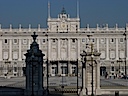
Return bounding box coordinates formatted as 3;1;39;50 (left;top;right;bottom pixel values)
95;60;101;95
127;38;128;60
58;38;60;60
77;38;80;59
0;40;2;61
48;63;51;75
106;38;109;60
18;39;22;61
9;39;12;61
68;62;72;75
97;38;99;52
58;62;61;75
97;62;100;89
48;39;51;60
116;38;119;60
68;38;71;60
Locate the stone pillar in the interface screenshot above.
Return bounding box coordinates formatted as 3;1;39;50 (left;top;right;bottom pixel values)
0;40;2;61
18;39;22;61
82;67;86;95
116;38;119;60
58;61;61;75
95;59;101;95
48;39;51;60
24;32;45;96
68;62;72;75
97;38;99;52
106;38;109;60
48;62;51;75
127;38;128;60
77;38;80;59
80;51;101;96
68;38;70;60
58;38;60;60
9;39;12;61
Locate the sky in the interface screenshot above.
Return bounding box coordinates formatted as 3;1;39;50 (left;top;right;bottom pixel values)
0;0;128;28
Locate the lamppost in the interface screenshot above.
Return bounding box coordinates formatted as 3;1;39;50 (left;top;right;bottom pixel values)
117;58;122;78
80;50;87;95
123;28;127;76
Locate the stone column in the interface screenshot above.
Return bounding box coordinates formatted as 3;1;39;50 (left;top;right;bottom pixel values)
95;60;101;95
68;38;70;60
127;38;128;60
97;38;99;52
18;39;22;61
9;39;12;61
116;38;119;60
58;61;61;75
48;63;52;75
81;66;87;95
68;62;72;75
58;38;60;60
48;39;51;60
106;38;109;60
0;40;2;61
97;62;100;89
77;38;80;59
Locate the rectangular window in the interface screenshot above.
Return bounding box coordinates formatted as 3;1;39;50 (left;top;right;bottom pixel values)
22;51;26;60
110;38;115;43
100;38;105;44
13;39;18;44
72;39;75;43
100;51;105;59
71;49;76;60
52;39;56;43
111;66;114;71
110;51;115;59
52;48;57;59
14;67;17;72
119;50;124;58
120;38;124;43
42;39;46;43
23;39;27;44
3;52;8;60
5;39;8;43
92;38;95;42
82;38;85;42
13;52;18;60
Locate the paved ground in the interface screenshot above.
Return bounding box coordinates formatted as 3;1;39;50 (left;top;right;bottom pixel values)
1;76;128;96
44;76;82;87
0;77;25;88
100;76;128;88
1;76;128;88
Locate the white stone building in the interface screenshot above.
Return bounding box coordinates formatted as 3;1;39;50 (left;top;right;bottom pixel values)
0;7;128;78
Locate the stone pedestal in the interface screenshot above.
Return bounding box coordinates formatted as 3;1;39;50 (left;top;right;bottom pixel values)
24;32;47;96
80;51;101;96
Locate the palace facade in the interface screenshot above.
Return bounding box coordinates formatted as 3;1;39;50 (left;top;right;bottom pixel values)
0;7;128;78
